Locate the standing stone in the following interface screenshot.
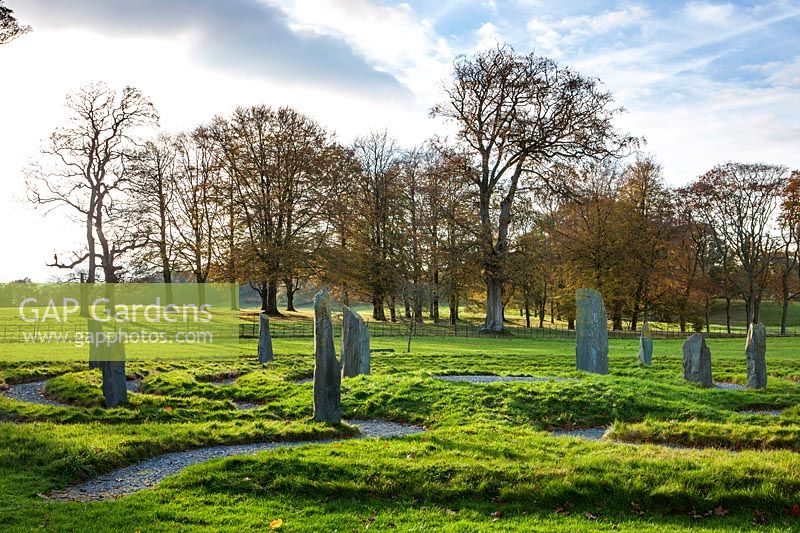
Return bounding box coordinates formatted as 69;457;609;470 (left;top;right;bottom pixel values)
258;313;274;364
313;289;341;423
575;288;609;374
638;322;653;366
340;306;370;377
745;322;767;389
682;333;712;387
87;320;128;407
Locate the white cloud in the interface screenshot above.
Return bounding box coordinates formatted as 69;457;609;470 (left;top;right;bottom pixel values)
474;22;502;51
684;2;737;25
527;5;650;56
266;0;454;99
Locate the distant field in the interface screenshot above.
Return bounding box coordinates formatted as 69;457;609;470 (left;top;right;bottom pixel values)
243;298;800;335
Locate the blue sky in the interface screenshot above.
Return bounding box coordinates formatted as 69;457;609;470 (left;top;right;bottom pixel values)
1;0;799;280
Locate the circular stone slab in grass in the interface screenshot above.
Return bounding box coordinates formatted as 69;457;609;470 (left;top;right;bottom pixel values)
234;402;261;410
715;382;747;390
45;419;425;502
736;409;782;416
206;377;237;387
550;427;608;441
435;375;576;383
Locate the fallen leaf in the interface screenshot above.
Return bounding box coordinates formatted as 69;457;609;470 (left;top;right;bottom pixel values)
585;512;598;520
630;502;644;516
270;518;283;529
714;506;729;517
791;504;800;517
490;511;502;519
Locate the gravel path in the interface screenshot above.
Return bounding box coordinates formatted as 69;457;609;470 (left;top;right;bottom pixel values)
2;379;145;407
435;375;576;383
46;419;425;502
715;382;747;390
206;377;237;387
550;427;608;440
234;401;261;410
736;409;782;416
1;380;70;407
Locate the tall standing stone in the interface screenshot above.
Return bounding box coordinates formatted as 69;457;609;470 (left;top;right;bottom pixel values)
258;313;274;364
638;322;653;366
682;333;712;387
88;320;128;407
575;288;609;374
340;306;370;377
313;289;341;423
745;322;767;389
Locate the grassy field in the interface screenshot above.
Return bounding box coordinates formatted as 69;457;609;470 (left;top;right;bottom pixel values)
1;335;800;531
245;298;800;335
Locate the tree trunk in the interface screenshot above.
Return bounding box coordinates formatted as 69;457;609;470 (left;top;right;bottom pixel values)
388;295;397;322
263;279;281;316
372;294;386;321
704;297;710;334
630;280;644;332
538;299;545;329
284;279;297;312
431;269;440;323
482;277;504;332
725;297;732;334
413;289;423;324
524;295;531;328
612;301;623;331
781;277;790;335
753;293;762;324
403;289;411;320
449;295;458;326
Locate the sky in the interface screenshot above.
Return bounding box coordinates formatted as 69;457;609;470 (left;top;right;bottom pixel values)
0;0;799;281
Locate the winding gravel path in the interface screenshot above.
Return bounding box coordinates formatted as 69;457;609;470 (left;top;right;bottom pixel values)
46;419;425;502
435;375;576;383
2;379;144;407
0;380;67;407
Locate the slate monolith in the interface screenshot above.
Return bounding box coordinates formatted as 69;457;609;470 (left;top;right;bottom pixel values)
341;306;370;377
638;322;653;366
258;313;274;364
682;333;712;387
88;320;128;407
575;288;609;374
745;322;767;389
313;289;341;423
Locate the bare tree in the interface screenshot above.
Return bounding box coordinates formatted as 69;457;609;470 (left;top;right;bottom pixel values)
0;1;30;45
211;106;336;315
352;130;403;321
27;83;159;282
129;134;180;289
432;46;633;332
171;129;224;291
689;163;788;323
777;171;800;333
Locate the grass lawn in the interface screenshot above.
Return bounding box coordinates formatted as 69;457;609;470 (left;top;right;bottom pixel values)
1;335;800;531
251;297;800;333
